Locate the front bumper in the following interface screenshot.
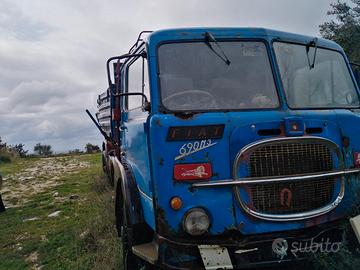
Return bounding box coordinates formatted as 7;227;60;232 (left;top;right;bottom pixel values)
154;219;351;269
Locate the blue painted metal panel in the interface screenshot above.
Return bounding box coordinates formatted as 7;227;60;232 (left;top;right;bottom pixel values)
147;28;343;58
148;109;360;235
122;109;155;229
149;113;236;234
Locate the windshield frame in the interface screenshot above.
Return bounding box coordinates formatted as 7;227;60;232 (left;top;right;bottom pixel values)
272;40;360;110
156;38;282;113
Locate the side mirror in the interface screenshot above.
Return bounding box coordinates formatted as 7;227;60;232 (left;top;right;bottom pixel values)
113;92;151;112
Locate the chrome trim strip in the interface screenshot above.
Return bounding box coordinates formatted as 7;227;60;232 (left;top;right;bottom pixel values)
114;157;153;202
138;186;153;201
190;168;360;188
234;179;345;221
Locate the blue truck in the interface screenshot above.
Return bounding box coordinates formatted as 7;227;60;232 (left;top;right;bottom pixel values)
87;28;360;269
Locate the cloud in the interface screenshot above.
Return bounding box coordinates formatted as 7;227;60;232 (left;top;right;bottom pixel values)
0;0;338;152
6;81;66;112
0;1;54;41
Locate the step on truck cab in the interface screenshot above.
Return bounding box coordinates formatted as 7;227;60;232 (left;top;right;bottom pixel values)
89;28;360;269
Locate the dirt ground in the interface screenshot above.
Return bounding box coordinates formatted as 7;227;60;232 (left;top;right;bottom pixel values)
1;156;89;208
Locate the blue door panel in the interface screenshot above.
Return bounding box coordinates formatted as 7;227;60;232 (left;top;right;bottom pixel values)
122;110;155;229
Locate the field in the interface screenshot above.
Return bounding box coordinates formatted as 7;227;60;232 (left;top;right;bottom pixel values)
0;154;122;270
1;154;360;270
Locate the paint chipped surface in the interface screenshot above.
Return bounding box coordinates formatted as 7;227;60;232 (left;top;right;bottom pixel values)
198;245;233;270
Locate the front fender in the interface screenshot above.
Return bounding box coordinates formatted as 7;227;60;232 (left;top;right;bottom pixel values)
112;156;144;226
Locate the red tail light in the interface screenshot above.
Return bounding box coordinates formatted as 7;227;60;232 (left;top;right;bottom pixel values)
355;152;360;167
174;163;212;181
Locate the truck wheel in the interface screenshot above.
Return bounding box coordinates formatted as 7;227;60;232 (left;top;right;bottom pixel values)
102;155;113;186
115;185;123;237
122;228;141;270
115;184;142;269
109;165;114;187
101;154;107;173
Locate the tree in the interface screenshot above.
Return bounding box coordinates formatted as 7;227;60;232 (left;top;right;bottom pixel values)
85;143;100;154
34;143;53;156
0;137;7;150
68;149;82;154
319;0;360;64
0;137;14;162
9;144;28;158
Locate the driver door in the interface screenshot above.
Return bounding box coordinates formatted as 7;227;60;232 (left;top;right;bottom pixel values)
121;47;153;216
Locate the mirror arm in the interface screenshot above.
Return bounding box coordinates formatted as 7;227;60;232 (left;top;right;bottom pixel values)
113;92;151;112
106;52;146;88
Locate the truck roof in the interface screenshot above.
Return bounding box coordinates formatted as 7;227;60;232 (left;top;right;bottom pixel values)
145;27;342;56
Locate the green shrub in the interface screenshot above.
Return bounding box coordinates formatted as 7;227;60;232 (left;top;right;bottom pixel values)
0;149;16;163
0;154;11;163
34;143;53;156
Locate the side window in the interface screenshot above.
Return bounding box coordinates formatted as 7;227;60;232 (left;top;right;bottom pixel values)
127;54;150;110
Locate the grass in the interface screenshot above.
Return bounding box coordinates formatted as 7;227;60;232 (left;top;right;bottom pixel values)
0;154;122;270
0;156;40;176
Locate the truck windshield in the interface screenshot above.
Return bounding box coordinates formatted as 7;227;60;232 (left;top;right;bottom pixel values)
158;41;279;111
274;42;360;109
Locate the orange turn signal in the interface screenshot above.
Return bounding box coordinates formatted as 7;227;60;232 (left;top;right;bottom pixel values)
170;197;183;210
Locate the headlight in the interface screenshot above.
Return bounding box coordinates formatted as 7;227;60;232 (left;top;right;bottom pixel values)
183;208;210;236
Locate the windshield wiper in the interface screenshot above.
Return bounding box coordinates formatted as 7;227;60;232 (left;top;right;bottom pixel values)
306;37;318;70
204;32;231;66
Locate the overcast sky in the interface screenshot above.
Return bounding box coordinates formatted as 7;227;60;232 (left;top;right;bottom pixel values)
0;0;341;152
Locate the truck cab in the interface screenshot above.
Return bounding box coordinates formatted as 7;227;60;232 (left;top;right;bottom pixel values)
94;28;360;269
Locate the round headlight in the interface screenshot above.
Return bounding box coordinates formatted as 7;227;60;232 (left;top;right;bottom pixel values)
183;208;210;236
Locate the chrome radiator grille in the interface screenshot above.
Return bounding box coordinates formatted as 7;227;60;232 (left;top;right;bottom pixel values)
249;143;333;177
248;142;335;214
250;178;335;214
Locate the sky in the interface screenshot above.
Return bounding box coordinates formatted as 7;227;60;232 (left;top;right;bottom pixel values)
0;0;341;152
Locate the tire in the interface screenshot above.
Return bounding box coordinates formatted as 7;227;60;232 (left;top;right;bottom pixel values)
115;183;124;237
103;158;115;188
115;183;144;270
109;165;115;187
102;154;113;186
101;154;107;173
122;229;140;270
0;194;5;213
